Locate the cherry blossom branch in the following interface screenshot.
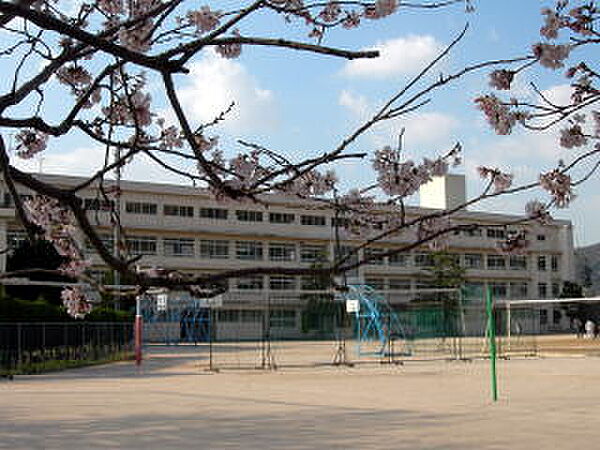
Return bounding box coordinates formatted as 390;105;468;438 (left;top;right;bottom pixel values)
0;134;39;239
166;0;265;64
0;1;184;73
162;71;235;196
203;36;380;60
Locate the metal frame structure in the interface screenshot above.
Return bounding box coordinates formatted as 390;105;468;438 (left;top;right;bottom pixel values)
139;291;219;345
343;284;412;357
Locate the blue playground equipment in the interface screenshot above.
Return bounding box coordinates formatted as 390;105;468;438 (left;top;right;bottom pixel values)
180;305;212;343
344;284;413;357
141;294;212;344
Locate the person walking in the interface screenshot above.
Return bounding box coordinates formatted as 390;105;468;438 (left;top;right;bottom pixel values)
574;317;583;338
585;319;595;339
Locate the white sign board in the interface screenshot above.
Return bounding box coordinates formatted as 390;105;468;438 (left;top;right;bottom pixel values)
346;299;360;313
156;293;168;312
197;295;223;308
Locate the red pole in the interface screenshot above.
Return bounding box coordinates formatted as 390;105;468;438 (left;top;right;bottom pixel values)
135;314;143;366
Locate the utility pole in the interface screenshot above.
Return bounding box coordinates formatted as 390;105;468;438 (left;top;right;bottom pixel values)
113;146;121;310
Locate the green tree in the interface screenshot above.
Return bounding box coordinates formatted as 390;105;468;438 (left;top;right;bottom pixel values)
419;251;466;338
559;281;600;325
425;251;466;289
6;238;69;305
300;252;339;335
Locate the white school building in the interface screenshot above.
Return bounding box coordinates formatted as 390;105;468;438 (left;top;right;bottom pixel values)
0;173;576;339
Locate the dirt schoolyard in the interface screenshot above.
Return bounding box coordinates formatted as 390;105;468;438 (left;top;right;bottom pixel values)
2;343;600;449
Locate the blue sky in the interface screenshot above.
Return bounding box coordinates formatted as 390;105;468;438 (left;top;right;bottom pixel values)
5;1;599;247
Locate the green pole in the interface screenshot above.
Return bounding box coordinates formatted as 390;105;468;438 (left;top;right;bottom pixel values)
486;286;498;402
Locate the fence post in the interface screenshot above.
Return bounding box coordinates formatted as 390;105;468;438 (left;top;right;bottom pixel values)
17;323;22;370
209;307;213;371
42;322;46;355
506;302;511;356
486;286;498;402
64;322;68;357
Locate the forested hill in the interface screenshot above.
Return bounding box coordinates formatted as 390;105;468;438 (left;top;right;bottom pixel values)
575;243;600;296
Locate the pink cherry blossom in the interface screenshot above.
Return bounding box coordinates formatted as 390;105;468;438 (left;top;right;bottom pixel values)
417;217;452;251
365;0;397;19
540;7;563;39
372;146;451;198
525;199;552;224
319;2;341;22
335;190;384;239
284;169;337;196
559;124;588;148
102;89;152;127
98;0;123;16
130;91;152;126
489;69;514;90
160;125;184;149
591;111;600;137
24;196;90;281
540;169;574;208
118;7;154;54
342;11;361;29
532;43;571;69
568;6;594;35
187;6;221;34
14;129;49;159
477;166;513;193
56;65;92;88
475;94;527;135
194;133;218;152
216;30;242;59
61;287;92;319
497;230;529;255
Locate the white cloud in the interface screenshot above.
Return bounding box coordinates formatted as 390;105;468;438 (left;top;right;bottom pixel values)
178;51;278;134
398;112;459;148
12;146;106;176
338;90;458;150
542;84;573;106
342;35;443;79
339;90;369;117
12;147;189;185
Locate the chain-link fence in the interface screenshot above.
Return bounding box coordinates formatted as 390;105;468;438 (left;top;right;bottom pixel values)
0;322;134;375
140;288;597;370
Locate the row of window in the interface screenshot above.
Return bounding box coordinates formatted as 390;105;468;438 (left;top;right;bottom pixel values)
1;194;556;246
364;249;560;272
83;200;553;242
457;227;547;242
6;230;562;272
108;200;331;227
83;235;329;262
462;280;562;300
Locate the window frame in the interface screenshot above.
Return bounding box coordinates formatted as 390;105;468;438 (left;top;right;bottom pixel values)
126;236;158;255
236;210;263;222
125;201;157;215
163;204;194;217
199;207;228;220
300;215;326;226
163;238;195;257
464;253;483;269
199;239;229;259
235;241;264;261
487;254;507;270
268;243;296;262
269;212;295;224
